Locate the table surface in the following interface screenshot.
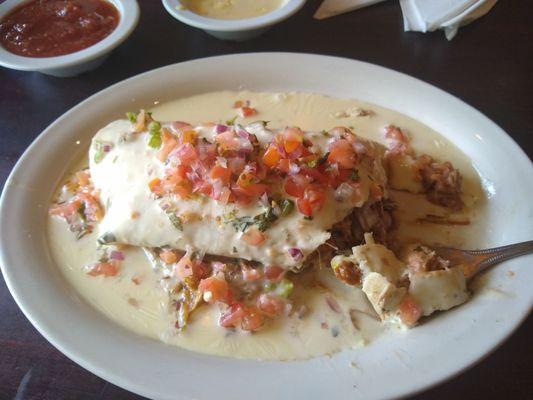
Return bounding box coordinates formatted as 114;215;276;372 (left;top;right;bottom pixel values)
1;1;532;399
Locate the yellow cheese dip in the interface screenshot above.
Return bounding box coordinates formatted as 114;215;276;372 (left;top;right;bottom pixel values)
181;0;284;20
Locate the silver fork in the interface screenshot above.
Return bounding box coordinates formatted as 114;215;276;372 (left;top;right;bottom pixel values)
435;240;533;280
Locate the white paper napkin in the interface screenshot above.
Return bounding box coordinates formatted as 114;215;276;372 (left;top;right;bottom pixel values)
314;0;387;20
400;0;498;40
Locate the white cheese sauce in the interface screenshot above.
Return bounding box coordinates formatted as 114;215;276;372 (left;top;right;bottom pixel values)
89;120;386;269
47;91;489;360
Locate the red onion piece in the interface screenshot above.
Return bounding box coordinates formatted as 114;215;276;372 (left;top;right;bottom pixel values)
109;251;124;261
215;124;228;134
259;192;269;207
235;127;251;139
288;247;304;262
288;162;301;175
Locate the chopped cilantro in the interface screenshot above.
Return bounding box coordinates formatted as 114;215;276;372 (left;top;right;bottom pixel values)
306;159;318;168
280;199;294;217
275;278;294;298
304;215;313;221
321;130;331;137
97;232;116;245
227;206;279;232
226;115;237;125
350;169;359;181
77;203;86;221
232;216;254;232
148;121;162;149
232;246;238;254
255;206;278;232
318;152;330;165
93;140;105;164
264;278;294;297
166;211;183;231
126;111;138;123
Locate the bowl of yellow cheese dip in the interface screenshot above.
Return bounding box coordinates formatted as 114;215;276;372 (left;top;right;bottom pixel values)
162;0;306;40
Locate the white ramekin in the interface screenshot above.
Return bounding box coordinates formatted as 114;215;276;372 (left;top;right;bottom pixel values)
0;0;139;77
162;0;307;41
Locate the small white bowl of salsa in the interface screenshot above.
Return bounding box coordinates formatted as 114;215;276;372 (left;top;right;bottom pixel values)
0;0;139;77
162;0;307;41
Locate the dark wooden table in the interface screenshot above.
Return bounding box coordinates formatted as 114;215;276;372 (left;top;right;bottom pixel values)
1;1;532;399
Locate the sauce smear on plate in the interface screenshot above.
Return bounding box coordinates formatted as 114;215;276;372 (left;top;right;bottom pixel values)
0;0;119;58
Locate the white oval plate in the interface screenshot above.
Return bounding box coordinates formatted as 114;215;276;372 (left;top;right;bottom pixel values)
1;53;532;400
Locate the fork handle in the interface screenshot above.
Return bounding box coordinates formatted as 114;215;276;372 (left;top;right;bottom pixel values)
435;240;533;279
465;240;533;275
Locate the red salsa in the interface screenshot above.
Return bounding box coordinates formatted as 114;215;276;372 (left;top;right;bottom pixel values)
0;0;119;58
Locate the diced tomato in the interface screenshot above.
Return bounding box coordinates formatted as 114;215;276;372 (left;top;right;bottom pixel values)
284;140;301;153
174;256;194;280
242;228;266;246
159;249;178;264
148;178;164;196
398;295;422;326
49;199;82;218
305;185;327;209
209;164;232;185
328;139;357;169
264;266;285;281
227;156;246;175
173;143;198;165
192;180;212;197
219;303;246;328
262;145;282;168
241;306;265;331
299;166;329;185
87;261;119;277
283;127;304;153
192;261;211;280
163;165;192;198
277;158;291;174
385;125;408;143
297;197;313;217
157;128;178;162
239;106;257;118
77;192;103;221
172;164;189;180
242;266;263;281
236;170;255;188
173;181;192;198
241;183;268;198
257;294;285;317
198;276;231;304
297;184;327;216
284;174;311;198
216;130;240;152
